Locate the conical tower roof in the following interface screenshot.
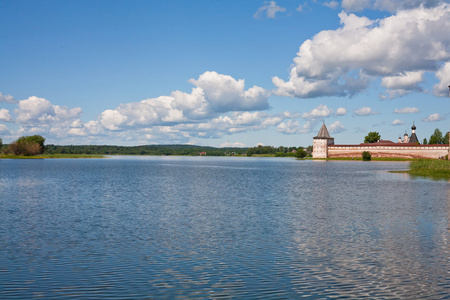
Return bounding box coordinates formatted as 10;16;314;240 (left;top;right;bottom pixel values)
314;122;333;139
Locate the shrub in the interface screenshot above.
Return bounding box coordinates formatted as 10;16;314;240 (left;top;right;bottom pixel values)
296;149;307;159
362;151;371;161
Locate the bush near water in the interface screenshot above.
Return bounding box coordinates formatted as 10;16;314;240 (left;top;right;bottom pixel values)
409;159;450;178
362;151;372;161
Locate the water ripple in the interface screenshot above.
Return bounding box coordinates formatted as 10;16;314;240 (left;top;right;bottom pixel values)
0;158;449;298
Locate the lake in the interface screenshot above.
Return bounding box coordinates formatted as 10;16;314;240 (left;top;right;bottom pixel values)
0;156;449;299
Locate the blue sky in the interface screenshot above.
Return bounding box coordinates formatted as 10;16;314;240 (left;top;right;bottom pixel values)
1;0;449;147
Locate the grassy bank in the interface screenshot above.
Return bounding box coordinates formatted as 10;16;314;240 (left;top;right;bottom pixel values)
0;155;44;159
406;159;450;179
314;157;420;161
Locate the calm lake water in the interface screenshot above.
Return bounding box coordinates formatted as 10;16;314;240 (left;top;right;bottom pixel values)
0;156;449;299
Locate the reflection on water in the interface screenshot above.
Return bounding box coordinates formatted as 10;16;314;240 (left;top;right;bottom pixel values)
0;157;449;298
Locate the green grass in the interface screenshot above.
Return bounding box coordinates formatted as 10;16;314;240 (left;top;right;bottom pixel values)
314;157;420;161
0;154;44;159
38;154;105;159
406;159;450;179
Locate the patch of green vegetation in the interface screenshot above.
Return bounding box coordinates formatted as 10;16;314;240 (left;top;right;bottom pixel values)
39;154;105;159
406;159;450;179
315;157;420;161
362;151;372;161
0;155;44;159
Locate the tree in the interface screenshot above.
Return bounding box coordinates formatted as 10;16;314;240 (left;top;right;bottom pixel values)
17;135;45;148
429;128;444;144
422;138;427;145
364;132;381;143
7;135;45;156
445;132;450;144
296;148;307;159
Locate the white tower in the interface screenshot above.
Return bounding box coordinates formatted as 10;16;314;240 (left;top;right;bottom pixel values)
312;122;334;158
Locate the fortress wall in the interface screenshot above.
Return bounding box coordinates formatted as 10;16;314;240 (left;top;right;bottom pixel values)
328;145;449;159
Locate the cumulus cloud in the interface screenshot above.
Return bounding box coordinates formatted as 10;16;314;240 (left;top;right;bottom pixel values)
394;107;420;113
15;96;82;124
8;96;93;141
354;107;378;116
188;71;269;113
336;107;347;115
324;1;340;9
422;113;444;122
391;119;405;125
328;121;346;134
273;4;450;99
254;1;286;19
98;71;270;132
4;72;274;144
277;120;313;134
0;109;12;122
301;104;333;119
433;62;450;97
380;71;424;99
0;92;15;103
342;0;443;12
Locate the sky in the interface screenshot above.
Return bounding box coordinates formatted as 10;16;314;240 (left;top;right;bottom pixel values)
1;0;450;147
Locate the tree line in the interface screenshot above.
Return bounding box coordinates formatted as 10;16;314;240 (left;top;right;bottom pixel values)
246;145;311;158
422;129;449;145
364;128;449;144
1;135;312;158
44;144;248;156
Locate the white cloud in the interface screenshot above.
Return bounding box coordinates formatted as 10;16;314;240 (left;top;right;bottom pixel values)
254;1;286;19
15;96;82;124
99;109;129;131
324;1;340;9
342;0;442;12
4;72;274;144
0;124;10;133
98;71;269;132
273;4;450;99
277;121;302;134
433;62;450;97
394;107;420;114
301;104;334;119
328;121;346;133
0;109;12;122
188;71;269;113
354;107;378;116
391;119;405;125
422;113;444;122
380;71;424;99
297;2;311;12
220;142;246;147
0;92;15;103
277;120;313;134
336;107;347;115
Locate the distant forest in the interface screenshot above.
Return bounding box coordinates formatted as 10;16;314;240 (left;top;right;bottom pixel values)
43;144;312;156
44;144;247;156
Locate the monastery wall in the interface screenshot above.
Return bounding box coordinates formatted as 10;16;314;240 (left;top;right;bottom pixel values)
328;145;449;159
